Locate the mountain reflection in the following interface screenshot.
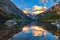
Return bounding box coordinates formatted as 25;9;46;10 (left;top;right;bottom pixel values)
12;21;57;40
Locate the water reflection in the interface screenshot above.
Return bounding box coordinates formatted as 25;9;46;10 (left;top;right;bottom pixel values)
0;20;31;40
12;21;57;40
51;21;60;29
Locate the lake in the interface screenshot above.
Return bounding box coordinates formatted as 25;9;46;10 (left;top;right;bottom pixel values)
11;20;60;40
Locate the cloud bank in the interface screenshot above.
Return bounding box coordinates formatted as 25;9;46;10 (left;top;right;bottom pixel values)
23;5;47;15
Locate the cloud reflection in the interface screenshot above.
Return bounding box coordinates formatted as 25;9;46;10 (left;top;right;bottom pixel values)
22;26;46;36
12;25;56;40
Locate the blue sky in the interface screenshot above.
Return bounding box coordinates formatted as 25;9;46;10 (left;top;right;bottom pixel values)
11;0;55;12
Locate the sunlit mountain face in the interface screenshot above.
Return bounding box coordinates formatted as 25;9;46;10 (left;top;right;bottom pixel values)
11;0;55;15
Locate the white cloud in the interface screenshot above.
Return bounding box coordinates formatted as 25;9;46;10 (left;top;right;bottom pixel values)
23;8;31;14
32;5;43;11
31;5;47;15
38;0;48;3
32;11;44;15
32;5;47;11
43;6;47;10
23;5;47;15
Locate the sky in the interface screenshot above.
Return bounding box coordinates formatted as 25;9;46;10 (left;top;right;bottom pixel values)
11;0;55;14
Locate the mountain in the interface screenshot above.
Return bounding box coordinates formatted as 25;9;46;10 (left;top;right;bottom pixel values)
35;4;60;20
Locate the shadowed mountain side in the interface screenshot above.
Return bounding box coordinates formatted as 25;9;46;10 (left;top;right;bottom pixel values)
0;20;32;40
35;21;60;36
0;0;32;40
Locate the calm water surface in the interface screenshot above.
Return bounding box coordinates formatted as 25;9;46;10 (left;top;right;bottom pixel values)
11;21;60;40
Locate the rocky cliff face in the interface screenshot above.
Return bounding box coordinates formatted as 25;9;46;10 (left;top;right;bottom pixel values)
0;0;31;40
0;0;26;19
